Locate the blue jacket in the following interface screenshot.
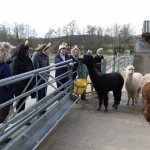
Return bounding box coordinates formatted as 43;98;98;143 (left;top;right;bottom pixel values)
0;63;14;104
54;53;70;83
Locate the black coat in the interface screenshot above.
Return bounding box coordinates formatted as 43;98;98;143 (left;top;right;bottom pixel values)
11;55;35;96
94;55;104;72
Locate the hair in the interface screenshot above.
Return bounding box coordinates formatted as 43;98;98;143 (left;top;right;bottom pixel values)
0;42;13;63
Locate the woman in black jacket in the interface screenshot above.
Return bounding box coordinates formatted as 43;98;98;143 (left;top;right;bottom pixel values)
94;48;104;74
11;41;35;112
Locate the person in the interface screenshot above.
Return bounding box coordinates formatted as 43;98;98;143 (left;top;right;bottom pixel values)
69;45;80;80
32;43;51;101
0;42;14;123
11;41;35;113
94;48;104;73
55;42;73;90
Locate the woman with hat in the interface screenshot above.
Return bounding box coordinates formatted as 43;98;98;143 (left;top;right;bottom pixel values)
11;40;35;113
54;42;73;90
69;45;80;80
94;48;104;74
0;42;14;123
32;43;51;102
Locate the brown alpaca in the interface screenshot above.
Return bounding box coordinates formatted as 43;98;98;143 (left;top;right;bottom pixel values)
142;82;150;123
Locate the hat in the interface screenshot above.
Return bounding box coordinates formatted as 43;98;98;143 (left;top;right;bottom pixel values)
98;48;103;50
97;48;103;54
73;45;79;51
18;40;29;53
59;42;67;50
42;42;51;52
36;42;51;52
86;50;92;56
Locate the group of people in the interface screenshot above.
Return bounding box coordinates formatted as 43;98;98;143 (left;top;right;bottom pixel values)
0;41;81;124
0;40;104;124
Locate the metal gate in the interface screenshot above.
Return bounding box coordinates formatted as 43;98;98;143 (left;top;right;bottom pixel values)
0;54;133;149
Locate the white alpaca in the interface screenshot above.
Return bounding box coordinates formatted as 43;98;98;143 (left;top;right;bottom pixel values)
125;65;143;105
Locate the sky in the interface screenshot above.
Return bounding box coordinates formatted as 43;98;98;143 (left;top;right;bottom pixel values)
0;0;150;37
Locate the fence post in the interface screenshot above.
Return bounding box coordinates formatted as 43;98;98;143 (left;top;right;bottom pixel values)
101;59;106;74
79;63;88;100
112;55;116;72
117;53;120;72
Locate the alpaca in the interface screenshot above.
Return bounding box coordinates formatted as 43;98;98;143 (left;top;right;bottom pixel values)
141;73;150;104
141;73;150;89
125;65;143;106
142;82;150;123
80;55;124;111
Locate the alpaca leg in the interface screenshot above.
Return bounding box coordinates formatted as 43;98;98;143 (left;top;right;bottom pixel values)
103;94;108;111
132;97;134;106
127;97;130;105
113;90;121;109
97;94;103;111
136;87;141;103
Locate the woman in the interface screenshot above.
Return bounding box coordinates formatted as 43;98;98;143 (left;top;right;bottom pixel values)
94;48;104;73
69;45;80;80
11;41;35;112
0;42;14;123
32;43;51;101
55;42;73;89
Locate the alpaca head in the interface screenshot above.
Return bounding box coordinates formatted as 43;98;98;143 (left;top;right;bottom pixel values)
80;55;94;66
126;65;135;76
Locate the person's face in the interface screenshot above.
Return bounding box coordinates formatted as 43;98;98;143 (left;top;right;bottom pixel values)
60;48;66;55
98;53;103;56
72;49;79;57
43;48;51;56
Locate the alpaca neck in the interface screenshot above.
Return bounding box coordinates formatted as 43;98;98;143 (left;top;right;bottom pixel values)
126;74;133;81
86;64;100;82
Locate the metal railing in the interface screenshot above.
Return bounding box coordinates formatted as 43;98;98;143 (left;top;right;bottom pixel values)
0;54;133;149
101;54;133;74
0;59;79;150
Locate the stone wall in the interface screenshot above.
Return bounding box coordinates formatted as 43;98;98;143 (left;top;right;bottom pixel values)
133;52;150;75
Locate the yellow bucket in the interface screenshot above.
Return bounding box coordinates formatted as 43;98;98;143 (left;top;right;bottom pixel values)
73;79;89;95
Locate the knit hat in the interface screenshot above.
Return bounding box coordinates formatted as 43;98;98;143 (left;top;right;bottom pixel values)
59;42;67;50
18;40;29;51
97;48;103;54
86;50;92;56
73;45;79;51
17;40;29;57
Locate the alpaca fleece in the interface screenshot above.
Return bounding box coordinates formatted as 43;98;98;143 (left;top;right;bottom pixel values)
142;82;150;123
125;65;143;105
80;55;124;111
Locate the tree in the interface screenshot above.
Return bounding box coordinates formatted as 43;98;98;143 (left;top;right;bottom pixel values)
62;20;79;49
12;23;37;44
45;27;56;38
